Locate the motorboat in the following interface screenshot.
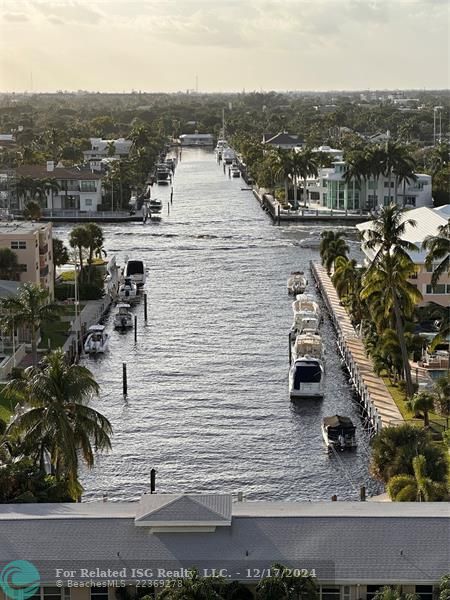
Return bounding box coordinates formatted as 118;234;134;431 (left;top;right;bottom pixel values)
222;148;236;164
287;271;308;295
291;312;320;337
165;157;176;172
297;237;321;249
289;356;324;399
322;415;357;451
84;325;108;354
231;165;240;178
291;332;323;363
123;258;146;287
148;198;162;212
215;139;228;157
156;163;171;184
118;276;138;301
292;295;321;320
113;303;133;329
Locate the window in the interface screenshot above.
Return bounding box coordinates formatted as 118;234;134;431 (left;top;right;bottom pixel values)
81;180;96;192
416;586;433;600
91;586;109;600
426;264;433;272
11;240;26;249
426;284;446;294
321;587;340;600
367;586;384;600
85;198;93;206
405;195;416;206
31;587;71;600
18;264;27;272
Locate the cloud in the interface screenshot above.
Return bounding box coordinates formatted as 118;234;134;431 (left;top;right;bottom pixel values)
30;0;103;25
2;12;29;22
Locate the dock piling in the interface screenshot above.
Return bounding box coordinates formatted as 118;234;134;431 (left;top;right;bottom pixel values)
122;362;128;396
144;293;148;322
167;202;170;215
134;315;137;343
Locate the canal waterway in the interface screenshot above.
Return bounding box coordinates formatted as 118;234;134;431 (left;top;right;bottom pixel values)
55;148;382;502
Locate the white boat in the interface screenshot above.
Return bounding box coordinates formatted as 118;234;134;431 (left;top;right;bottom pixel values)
118;276;138;301
84;325;108;354
215;139;228;157
222;148;236;164
113;303;133;329
289;356;325;399
291;312;320;336
291;332;323;362
287;271;308;295
123;259;146;287
322;415;357;451
231;165;240;178
156;163;171;184
292;295;320;320
148;198;162;212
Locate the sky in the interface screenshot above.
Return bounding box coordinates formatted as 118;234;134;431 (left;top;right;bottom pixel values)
0;0;448;92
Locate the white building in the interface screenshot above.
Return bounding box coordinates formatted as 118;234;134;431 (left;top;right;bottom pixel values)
179;133;214;146
262;132;304;149
309;161;432;211
83;137;133;167
15;163;103;213
357;206;450;307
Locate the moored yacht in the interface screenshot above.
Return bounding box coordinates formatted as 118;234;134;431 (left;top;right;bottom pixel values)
292;295;321;320
231;165;240;178
84;325;109;354
123;258;146;287
113;303;133;329
118;276;138;301
289;356;324;399
291;332;323;363
156;163;171;184
287;271;308;295
222;148;236;164
322;415;357;451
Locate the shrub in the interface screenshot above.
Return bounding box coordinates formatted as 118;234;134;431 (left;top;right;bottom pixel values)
78;282;104;301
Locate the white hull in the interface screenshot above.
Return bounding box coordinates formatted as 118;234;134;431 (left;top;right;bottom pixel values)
289;358;325;399
84;334;108;354
114;315;133;329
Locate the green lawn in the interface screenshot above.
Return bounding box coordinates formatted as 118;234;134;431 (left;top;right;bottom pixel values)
39;303;85;350
382;376;447;437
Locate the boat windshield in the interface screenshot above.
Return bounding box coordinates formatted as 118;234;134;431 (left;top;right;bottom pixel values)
126;261;144;275
294;362;322;385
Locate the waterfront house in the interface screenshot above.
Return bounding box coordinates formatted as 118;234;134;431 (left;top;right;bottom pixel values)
14;163;103;213
312;161;432;212
83;138;133;162
262;132;304;150
0;494;447;595
357;206;450;307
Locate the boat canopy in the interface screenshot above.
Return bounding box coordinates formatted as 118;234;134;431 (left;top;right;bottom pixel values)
88;325;105;332
323;415;356;432
116;303;131;309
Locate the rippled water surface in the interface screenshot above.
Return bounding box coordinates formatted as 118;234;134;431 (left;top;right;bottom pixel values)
55;149;381;502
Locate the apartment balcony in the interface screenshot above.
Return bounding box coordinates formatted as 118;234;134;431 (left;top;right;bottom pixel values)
39;243;49;255
40;265;49;277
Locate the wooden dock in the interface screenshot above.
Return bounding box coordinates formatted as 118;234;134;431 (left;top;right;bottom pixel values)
310;261;403;432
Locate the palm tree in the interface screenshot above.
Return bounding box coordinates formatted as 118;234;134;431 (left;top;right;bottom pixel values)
106;141;116;157
0;248;20;280
41;177;60;215
69;224;90;270
343;149;370;212
320;231;349;274
256;563;319;600
0;283;62;366
332;256;359;297
52;238;69;285
4;349;112;498
387;454;448;501
23;200;42;221
159;568;225;600
373;586;419;600
430;141;449;176
370;423;448;484
407;390;436;427
433;376;450;426
298;148;318;208
361;205;421;398
273;149;294;207
128;124;152;150
395;162;417;207
423;219;450;286
15;175;34;206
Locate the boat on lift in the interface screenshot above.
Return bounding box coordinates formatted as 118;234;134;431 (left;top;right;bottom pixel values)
231;165;240;178
118;276;138;301
322;415;357;451
287;271;308;295
84;325;108;354
222;148;236;164
113;303;133;329
123;258;146;287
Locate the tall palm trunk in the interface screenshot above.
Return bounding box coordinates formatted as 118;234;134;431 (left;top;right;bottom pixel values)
31;323;39;367
392;290;414;397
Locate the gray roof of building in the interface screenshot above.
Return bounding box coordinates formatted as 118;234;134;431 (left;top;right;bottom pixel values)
0;279;22;298
0;499;448;584
135;493;231;524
